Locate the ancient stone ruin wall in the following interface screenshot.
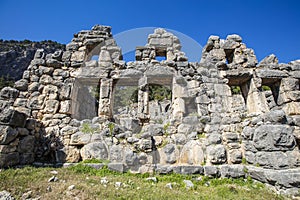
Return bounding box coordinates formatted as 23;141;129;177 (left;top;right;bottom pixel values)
1;24;300;193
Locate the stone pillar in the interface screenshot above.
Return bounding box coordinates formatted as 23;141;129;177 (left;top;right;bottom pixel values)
138;77;149;120
98;78;113;119
171;76;187;121
246;78;269;114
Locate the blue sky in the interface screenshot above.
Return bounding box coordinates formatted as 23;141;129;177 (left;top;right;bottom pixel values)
0;0;299;63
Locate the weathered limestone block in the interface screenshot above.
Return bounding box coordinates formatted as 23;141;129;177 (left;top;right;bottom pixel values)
223;132;239;143
206;49;226;63
64;146;81;163
178;140;204;165
141;124;163;137
256;69;288;79
241;126;255;140
228;149;242;164
159;144;177;164
173;165;204;175
207;133;222;144
247;166;300;190
71;51;85;62
207;144;227;164
172;98;185;117
13;98;28;107
221;39;240;50
34;49;45;59
196;95;210;104
80;142;108;160
253;125;295;151
59;100;71;114
290;70;300;79
109;144;124;163
280;78;299;91
46;58;62;68
255;151;290;169
70;132;91;145
214;84;231;96
99;47;112;62
258;54;278;67
171;134;187;145
39;75;53;84
246;79;269;113
177;123;194;134
0;142;18;154
31;59;45;66
98;98;111;117
14;79;28;91
208;103;222;113
138;139;152;152
124;149;138;166
204;165;219;177
149;37;172;47
28;82;39;92
18;135;35;153
283;102;300;115
59;84;72;100
27;94;45;110
0;152;19;167
38;66;54;75
0;109;27;128
220;165;245;178
263;110;287;123
43;85;58;100
17;128;29;136
0;87;19;100
43;100;59;114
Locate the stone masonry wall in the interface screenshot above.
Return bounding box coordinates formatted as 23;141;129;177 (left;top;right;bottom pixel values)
1;25;300;194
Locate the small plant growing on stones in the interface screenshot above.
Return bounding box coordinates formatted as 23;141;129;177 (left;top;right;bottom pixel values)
241;158;248;165
81;123;98;134
197;132;206;139
108;122;115;138
163;122;170;135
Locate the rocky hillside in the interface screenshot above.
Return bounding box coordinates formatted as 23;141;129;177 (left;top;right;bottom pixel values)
0;39;65;81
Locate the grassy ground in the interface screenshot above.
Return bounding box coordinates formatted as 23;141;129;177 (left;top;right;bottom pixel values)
0;164;286;200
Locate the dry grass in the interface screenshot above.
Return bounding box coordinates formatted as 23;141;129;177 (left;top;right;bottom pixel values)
0;165;286;200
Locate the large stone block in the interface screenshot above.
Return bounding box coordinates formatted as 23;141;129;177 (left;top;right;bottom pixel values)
0;109;27;128
220;165;245;178
204;166;220;177
18;135;35;153
207;144;227;164
0;152;19;167
70;132;91;145
60;126;79;136
124;149;138;166
119;118;141;134
80;142;108;160
59;100;71;114
161;144;177;164
283;102;300;115
19;153;34;165
0;87;19;100
14;79;28;91
214;84;231;96
179;140;204;165
44;100;59;114
0;138;18;153
71;51;85;62
253;125;295;151
109;145;124;163
255;151;290;169
256;69;288;78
